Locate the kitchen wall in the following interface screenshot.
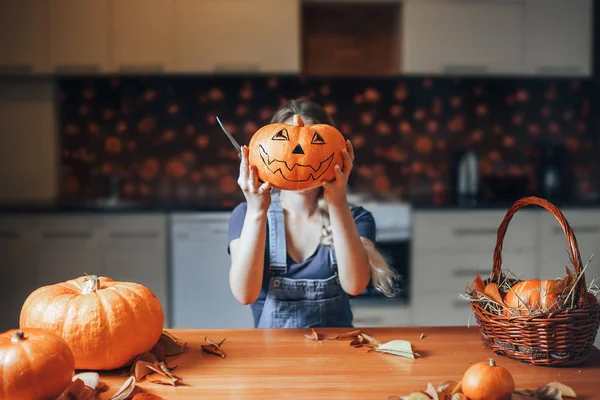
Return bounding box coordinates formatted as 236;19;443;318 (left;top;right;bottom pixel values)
56;75;598;207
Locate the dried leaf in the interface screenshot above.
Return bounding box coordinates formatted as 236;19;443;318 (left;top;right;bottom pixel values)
388;396;408;400
147;372;183;386
425;383;439;400
451;394;467;400
376;340;416;359
546;382;577;398
472;272;486;294
420;333;425;340
450;380;462;396
484;282;505;304
349;335;365;347
150;342;165;362
97;382;109;393
360;332;383;346
201;344;226;358
437;381;459;395
133;360;156;381
158;331;187;356
304;329;322;343
513;388;535;396
109;376;137;400
328;329;362;340
129;352;159;376
534;386;563;400
57;379;88;400
72;372;100;390
132;394;167;400
408;393;433;400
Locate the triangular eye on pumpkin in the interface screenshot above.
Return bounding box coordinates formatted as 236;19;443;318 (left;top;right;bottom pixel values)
272;129;289;141
311;132;326;145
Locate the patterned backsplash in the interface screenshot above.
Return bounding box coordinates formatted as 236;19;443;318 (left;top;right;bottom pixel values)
57;75;600;207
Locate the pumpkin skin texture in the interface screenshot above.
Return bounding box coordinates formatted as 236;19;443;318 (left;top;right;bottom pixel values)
19;275;164;371
461;358;515;400
0;329;75;400
248;114;346;191
503;279;564;315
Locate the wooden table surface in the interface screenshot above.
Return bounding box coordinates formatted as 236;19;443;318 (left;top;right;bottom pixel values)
97;327;600;400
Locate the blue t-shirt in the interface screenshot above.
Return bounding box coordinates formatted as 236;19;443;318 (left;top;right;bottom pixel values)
227;202;377;327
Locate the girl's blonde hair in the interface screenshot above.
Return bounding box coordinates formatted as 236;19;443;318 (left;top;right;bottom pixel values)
270;99;402;297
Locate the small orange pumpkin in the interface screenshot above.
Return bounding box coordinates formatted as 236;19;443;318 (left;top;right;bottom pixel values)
0;328;75;400
503;279;564;315
19;275;164;370
461;358;514;400
248;114;346;191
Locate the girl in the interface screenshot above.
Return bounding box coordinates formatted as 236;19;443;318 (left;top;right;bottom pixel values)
227;99;399;328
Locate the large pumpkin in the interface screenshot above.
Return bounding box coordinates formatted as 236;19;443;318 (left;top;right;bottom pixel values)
19;275;164;370
503;279;564;315
0;328;75;400
248;114;346;191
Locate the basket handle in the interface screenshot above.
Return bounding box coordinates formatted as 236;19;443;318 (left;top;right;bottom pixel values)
492;196;589;304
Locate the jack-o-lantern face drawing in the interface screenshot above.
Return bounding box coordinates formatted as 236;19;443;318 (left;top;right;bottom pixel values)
248;114;346;191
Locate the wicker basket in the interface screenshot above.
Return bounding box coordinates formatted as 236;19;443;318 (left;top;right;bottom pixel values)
469;196;600;367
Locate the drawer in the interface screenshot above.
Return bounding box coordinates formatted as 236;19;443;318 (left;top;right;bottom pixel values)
411;250;539;295
410;293;474;327
412;210;539;252
350;302;411;327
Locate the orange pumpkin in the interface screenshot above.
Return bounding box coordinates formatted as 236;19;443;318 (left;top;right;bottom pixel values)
503;279;564;315
461;358;514;400
0;328;75;400
248;114;346;191
19;275;164;370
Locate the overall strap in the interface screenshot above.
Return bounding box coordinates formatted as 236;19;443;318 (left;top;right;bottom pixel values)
267;192;287;275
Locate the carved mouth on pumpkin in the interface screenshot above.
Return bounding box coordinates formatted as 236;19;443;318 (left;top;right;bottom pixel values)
259;145;334;182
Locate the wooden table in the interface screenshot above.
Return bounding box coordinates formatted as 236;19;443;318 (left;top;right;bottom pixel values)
98;327;600;399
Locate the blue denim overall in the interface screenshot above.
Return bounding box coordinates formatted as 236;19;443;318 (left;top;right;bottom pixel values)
256;193;354;328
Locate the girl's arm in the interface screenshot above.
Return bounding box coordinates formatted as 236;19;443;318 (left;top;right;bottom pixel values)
328;200;371;295
229;209;268;305
228;146;272;305
322;140;371;295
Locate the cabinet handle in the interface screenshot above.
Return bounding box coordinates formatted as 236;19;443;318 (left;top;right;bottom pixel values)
42;231;92;239
54;64;99;74
119;64;164;74
0;65;32;74
453;228;497;236
0;231;19;239
109;232;159;239
453;269;491;278
553;226;600;234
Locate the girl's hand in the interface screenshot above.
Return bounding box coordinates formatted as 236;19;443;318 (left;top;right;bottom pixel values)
237;146;271;213
322;140;354;208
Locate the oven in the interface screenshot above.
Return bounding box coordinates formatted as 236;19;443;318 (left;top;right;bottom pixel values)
352;202;412;305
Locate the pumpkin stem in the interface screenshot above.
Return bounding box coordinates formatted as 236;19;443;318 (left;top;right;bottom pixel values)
11;330;25;344
489;358;496;367
293;114;304;127
82;275;101;294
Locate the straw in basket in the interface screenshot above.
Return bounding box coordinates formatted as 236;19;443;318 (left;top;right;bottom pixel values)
467;196;600;367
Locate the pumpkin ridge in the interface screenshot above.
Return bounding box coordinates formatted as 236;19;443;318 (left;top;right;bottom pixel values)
94;286;113;369
119;283;163;347
110;284;148;365
20;334;44;399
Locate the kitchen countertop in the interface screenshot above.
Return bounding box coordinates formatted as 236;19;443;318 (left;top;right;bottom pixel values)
96;327;600;399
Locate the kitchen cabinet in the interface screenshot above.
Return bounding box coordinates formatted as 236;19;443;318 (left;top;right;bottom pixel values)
522;0;592;76
169;213;254;329
110;0;174;73
172;0;300;73
0;216;39;332
35;215;105;288
350;300;411;328
0;0;50;74
49;0;110;74
402;0;523;75
101;214;169;327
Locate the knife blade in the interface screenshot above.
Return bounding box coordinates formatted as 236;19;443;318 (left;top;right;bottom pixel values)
216;116;242;158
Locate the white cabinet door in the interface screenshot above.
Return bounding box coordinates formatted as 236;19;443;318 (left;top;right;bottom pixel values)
0;0;50;74
402;0;523;75
0;216;38;332
49;0;110;73
110;0;174;73
523;0;592;76
102;214;169;327
170;213;254;329
173;0;300;73
34;215;104;287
